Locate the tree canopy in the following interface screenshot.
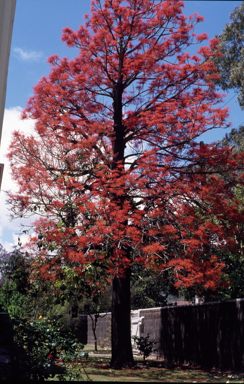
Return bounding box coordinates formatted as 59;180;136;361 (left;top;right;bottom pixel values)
6;0;244;368
215;1;244;109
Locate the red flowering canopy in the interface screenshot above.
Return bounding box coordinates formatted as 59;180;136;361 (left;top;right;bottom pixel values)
7;0;244;368
8;0;244;291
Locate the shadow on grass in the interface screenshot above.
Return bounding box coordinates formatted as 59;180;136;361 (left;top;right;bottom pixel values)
68;356;244;383
57;356;244;383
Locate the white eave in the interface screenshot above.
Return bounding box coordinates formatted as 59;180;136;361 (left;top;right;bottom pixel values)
0;0;16;190
0;164;3;188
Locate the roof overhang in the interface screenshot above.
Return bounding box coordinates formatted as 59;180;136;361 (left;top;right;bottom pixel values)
0;0;16;190
0;164;4;191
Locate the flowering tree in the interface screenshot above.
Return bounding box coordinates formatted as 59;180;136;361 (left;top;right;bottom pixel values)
7;0;244;368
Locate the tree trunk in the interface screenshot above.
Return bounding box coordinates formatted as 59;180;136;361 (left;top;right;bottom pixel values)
89;314;98;352
110;267;135;369
110;72;134;368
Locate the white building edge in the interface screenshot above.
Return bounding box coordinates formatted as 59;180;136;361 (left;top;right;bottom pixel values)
0;0;16;190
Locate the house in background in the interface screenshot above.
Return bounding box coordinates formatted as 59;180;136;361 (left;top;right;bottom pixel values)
0;0;16;190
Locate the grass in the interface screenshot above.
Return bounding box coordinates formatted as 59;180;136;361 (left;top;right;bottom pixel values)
45;345;244;382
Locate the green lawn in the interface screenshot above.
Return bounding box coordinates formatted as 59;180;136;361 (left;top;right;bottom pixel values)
46;346;244;382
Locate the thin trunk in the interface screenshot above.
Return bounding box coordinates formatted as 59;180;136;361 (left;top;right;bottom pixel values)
89;314;98;352
110;267;134;369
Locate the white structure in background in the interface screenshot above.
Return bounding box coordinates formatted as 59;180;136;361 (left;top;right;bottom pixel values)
131;309;144;354
0;0;16;190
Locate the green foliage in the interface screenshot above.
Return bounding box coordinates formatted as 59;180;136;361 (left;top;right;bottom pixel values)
208;126;244;302
131;263;169;310
0;248;31;292
132;334;157;363
214;251;244;301
0;248;42;316
0;246;90;380
221;126;244;153
0;280;25;316
78;282;112;315
215;2;244;109
220;126;244;201
10;314;88;381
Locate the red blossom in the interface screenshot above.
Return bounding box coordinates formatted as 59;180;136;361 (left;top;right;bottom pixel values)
7;0;244;296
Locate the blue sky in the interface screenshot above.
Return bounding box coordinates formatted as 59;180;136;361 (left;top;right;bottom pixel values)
0;0;243;250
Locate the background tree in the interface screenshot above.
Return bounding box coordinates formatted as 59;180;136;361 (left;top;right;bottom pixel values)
131;262;169;309
0;245;56;317
213;1;244;282
214;1;244;109
7;0;244;368
0;246;31;315
79;282;111;352
0;245;11;288
217;127;244;300
181;128;244;303
212;0;244;298
50;260;112;352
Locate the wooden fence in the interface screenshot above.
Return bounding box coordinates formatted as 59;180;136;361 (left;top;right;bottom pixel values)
85;298;244;370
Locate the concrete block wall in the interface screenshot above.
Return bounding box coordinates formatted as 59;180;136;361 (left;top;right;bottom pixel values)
81;299;244;370
87;313;111;347
137;307;163;358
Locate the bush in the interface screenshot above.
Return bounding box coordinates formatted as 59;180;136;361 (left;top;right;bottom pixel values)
10;314;88;381
0;280;25;316
132;334;157;363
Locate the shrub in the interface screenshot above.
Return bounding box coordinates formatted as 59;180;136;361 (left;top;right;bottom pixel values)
0;280;25;315
10;314;88;381
132;334;157;363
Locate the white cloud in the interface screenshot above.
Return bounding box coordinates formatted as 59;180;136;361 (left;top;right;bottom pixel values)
2;239;19;252
13;47;44;62
0;108;37;249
